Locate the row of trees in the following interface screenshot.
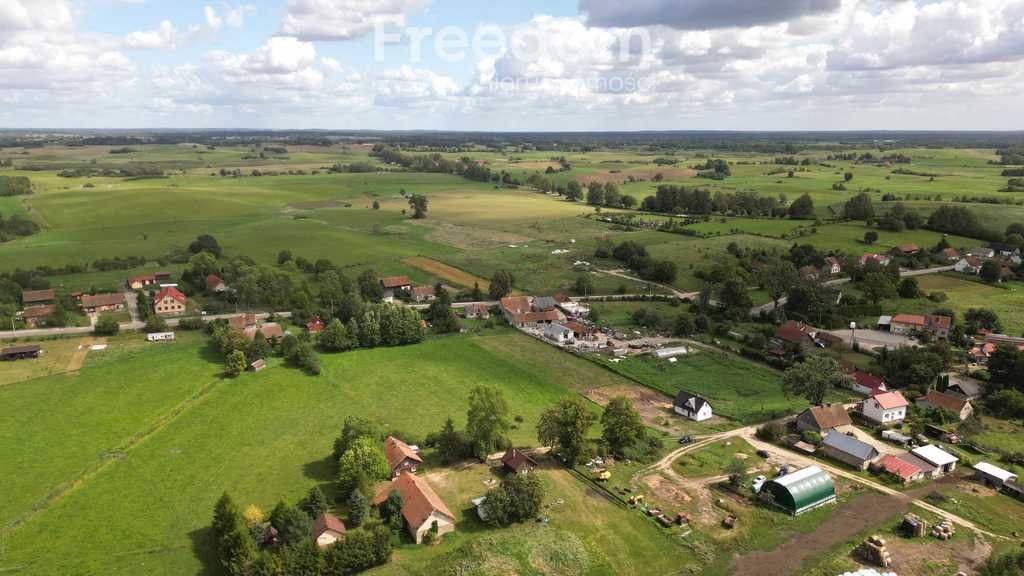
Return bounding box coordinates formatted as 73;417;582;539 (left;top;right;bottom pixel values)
0;175;32;196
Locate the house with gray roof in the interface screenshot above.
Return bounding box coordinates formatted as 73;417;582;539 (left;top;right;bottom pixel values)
821;432;880;470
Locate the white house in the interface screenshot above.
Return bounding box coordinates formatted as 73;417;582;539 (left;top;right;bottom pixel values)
543;323;574;344
954;257;982;275
673;390;713;422
310;514;346;548
862;391;909;426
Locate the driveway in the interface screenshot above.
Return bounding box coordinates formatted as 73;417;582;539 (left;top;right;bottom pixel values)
828;328;917;351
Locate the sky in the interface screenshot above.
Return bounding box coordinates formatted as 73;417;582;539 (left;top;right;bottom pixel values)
1;0;1023;131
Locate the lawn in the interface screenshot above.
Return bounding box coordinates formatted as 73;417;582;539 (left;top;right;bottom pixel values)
0;329;677;575
588;300;683;334
599;348;813;424
673;438;758;478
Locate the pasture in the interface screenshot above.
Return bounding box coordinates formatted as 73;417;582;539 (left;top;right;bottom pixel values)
0;336;89;387
876;275;1024;335
0;329;685;575
597;348;810;424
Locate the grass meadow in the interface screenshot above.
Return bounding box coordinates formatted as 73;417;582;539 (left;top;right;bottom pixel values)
0;328;694;575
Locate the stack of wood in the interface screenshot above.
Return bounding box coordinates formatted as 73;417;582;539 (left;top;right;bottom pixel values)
932;519;956;540
856;535;893;568
901;513;928;538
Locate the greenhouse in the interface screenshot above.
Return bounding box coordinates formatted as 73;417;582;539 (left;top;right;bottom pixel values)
763;465;836;515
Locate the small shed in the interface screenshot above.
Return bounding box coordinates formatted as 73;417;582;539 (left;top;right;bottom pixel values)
472;496;488;521
911;445;958;477
762;466;836;515
248;359;266;372
974;462;1018;488
501;447;538;475
1;345;42;361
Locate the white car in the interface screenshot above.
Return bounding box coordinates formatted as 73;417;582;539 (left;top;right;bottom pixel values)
751;475;767;494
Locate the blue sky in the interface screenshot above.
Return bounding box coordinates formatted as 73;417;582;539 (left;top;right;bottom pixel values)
1;0;1023;130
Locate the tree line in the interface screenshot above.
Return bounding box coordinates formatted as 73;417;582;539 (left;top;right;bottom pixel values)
0;175;32;196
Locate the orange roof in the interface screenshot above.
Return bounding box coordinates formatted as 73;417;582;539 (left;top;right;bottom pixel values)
154;287;186;305
501;447;537;472
22;304;56;319
852;371;886;393
927;315;952;330
22;289;56;304
411;286;435;298
229;314;258;330
870;391;908;410
774;320;813;344
918;390;970;413
512;310;562;324
373;472;454;528
380;276;412;289
892;314;926;327
877;454;922;481
206;274;224;288
244;323;283;341
500;296;531;315
385;436;422;471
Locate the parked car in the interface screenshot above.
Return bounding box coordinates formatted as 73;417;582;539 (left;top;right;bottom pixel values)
678;436;694;445
776;465;790;477
751;475;767;493
756;449;770;458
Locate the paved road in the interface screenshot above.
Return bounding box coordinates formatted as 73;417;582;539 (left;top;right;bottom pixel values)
406;300;499;311
0;311;291;341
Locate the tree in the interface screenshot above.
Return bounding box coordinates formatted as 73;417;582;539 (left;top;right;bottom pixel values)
94;314;120;336
759;260;799;310
574;274;594;296
212;493;257;576
601;397;646;456
320;318;354;352
279;540;323;576
718;278;754;320
674;313;696;337
488;270;515;300
189;234;222;257
225;350;247;377
981;260;1003;283
144;314;168;333
537;396;596;465
864;231;879;245
347;488;369;528
333;416;382;461
357;270;383;301
436;416;465;464
862;272;897;304
782;355;852;405
337;436;389;495
965;308;1002;334
407;194;428;219
377;490;404;531
787;193;815;219
586;182;605;205
427;285;461;334
247;331;271;363
725;457;748;489
466;385;511;459
898;277;921;299
277;250;292;265
565;180;583;202
299;486;329;518
843;192;874;221
482;473;545;527
270;501;313;546
844;172;854;182
988;346;1024;393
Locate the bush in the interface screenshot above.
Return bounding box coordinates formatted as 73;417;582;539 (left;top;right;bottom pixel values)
94;314;120;336
756;421;785;442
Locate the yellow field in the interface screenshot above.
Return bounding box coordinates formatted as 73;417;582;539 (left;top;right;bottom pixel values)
402;256;492;289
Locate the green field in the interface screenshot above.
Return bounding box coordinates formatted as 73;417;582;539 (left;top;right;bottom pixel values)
0;329;688;575
673;438;758;478
597;348;818;424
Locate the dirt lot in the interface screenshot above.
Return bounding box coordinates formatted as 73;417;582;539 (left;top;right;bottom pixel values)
885;531;991;576
585;383;702;434
731;491;908;576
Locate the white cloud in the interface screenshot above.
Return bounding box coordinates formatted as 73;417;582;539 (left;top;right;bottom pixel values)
280;0;425;41
205;3;255;30
0;0;75;31
123;20;180;50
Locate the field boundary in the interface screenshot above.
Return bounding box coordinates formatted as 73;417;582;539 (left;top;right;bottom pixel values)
402;256;492;289
3;376;226;534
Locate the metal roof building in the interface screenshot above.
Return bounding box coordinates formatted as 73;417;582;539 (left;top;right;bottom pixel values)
763;466;836;516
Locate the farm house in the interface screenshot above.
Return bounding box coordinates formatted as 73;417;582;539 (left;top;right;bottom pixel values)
762;466;836;516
